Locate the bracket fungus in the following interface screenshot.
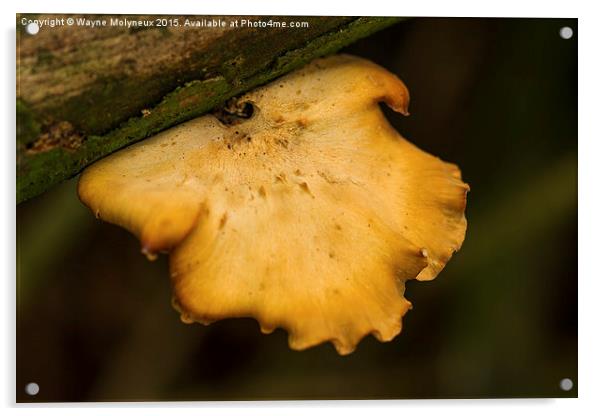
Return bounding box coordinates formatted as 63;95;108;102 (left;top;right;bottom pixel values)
78;54;468;355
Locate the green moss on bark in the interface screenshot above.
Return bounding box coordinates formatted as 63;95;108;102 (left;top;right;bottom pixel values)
17;16;402;203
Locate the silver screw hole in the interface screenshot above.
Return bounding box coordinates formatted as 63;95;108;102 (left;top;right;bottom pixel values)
25;382;39;396
26;22;39;36
559;378;573;391
559;26;573;40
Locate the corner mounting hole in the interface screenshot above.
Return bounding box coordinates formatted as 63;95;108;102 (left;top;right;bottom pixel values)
559;26;573;40
559;378;573;391
26;22;40;35
25;382;39;396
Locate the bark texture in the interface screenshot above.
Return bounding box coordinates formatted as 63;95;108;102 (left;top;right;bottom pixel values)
17;15;402;203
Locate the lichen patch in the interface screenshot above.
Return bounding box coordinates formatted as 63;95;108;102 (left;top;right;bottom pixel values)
26;121;83;154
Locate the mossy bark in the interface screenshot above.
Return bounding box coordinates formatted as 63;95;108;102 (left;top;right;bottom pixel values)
16;15;402;203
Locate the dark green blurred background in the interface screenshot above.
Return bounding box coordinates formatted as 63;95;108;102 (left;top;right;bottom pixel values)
16;17;577;401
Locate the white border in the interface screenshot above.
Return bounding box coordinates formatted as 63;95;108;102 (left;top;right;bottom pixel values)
3;1;601;415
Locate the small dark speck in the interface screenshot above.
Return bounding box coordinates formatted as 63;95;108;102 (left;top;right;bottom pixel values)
219;212;228;229
258;186;267;198
299;182;312;196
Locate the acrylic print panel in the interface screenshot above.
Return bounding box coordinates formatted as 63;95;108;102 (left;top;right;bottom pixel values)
16;15;577;402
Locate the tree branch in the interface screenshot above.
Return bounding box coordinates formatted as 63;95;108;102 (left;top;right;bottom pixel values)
17;15;403;203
